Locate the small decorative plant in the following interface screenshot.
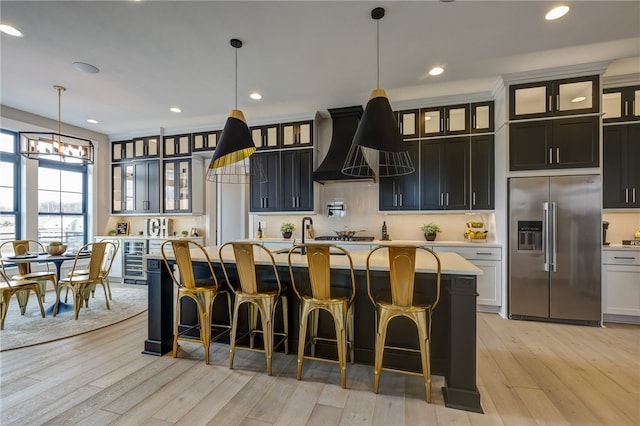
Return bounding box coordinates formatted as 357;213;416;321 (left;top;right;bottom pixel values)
181;230;189;236
280;223;294;238
421;223;441;241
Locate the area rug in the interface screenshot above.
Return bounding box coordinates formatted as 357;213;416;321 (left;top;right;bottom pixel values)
0;283;148;351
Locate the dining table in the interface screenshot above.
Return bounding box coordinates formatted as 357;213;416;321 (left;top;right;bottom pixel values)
0;251;91;315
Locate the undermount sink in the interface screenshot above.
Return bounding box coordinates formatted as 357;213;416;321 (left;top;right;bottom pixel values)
271;248;346;256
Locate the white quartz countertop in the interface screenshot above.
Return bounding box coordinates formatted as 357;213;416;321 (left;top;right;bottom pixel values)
147;245;482;276
604;244;640;250
242;238;502;248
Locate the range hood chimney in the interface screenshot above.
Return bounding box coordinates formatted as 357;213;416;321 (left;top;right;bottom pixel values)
313;106;374;183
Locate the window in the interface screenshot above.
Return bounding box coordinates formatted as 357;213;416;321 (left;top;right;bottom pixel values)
38;159;87;251
0;130;20;244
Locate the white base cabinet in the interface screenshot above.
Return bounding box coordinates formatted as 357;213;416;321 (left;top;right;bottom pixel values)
603;250;640;324
432;245;503;313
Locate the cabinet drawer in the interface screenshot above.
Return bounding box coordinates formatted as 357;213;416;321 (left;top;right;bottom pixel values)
603;250;640;266
433;246;501;261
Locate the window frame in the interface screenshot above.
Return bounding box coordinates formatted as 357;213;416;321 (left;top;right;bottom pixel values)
0;129;21;242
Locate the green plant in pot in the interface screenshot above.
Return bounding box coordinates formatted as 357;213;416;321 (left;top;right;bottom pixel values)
421;223;441;241
280;223;294;239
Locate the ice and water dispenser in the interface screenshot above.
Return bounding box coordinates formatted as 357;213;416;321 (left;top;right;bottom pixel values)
517;220;543;252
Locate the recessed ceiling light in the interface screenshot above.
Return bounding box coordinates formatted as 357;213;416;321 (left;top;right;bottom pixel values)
73;62;100;74
87;119;99;124
546;6;569;20
170;107;182;113
571;96;586;103
0;24;23;37
429;67;444;76
250;92;262;100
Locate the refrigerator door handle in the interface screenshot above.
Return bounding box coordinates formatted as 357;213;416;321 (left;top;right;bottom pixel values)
543;202;550;272
550;201;557;272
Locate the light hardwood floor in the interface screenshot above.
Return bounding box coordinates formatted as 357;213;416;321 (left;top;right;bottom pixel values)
1;312;638;425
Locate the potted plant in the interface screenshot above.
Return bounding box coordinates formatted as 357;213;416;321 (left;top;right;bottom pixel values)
421;223;441;241
181;230;189;237
280;223;294;239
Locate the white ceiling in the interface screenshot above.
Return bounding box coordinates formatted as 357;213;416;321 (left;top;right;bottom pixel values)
1;1;639;140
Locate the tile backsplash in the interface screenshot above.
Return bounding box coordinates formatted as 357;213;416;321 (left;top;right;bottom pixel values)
603;212;640;243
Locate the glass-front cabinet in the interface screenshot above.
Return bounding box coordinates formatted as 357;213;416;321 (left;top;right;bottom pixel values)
510;75;599;119
112;136;160;161
192;130;220;152
603;85;640;123
163;159;191;213
163;134;191;157
252;124;280;149
419;104;470;137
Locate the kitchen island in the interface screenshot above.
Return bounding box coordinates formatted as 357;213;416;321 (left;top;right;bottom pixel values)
143;245;483;413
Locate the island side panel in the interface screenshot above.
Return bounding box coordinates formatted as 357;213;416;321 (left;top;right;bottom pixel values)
144;258;174;355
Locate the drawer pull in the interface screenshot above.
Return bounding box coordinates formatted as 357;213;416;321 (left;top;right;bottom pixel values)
476;252;493;256
613;256;636;260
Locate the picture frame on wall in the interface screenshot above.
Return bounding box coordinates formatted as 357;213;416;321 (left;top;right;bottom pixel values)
117;221;129;235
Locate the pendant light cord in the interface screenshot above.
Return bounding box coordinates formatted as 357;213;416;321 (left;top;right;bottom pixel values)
376;18;380;89
234;45;238;110
57;86;62;134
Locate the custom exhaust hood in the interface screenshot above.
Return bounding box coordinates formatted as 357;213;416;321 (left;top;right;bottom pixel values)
313;105;374;183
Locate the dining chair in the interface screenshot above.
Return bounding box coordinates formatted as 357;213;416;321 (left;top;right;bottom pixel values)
55;242;110;319
287;244;356;388
0;266;46;330
160;239;232;365
0;240;57;305
219;242;289;375
365;244;442;402
67;239;119;304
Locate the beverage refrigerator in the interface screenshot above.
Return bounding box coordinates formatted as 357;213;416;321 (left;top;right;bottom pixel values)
508;175;602;325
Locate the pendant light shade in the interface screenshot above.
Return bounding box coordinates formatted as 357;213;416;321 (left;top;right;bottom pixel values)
19;85;94;164
342;7;415;179
207;39;264;184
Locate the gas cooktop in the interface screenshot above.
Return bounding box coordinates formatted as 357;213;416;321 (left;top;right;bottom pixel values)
314;235;375;242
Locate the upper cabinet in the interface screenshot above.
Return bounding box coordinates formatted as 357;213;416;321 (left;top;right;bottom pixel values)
112;159;160;214
420;104;470;137
163;158;204;214
163;134;191;157
509;75;599;120
603;85;640;123
280;148;314;211
192;130;220;152
251;124;280;150
470;101;494;133
379;141;420;211
112;136;160;162
398;109;420;139
603;123;640;209
281;120;313;147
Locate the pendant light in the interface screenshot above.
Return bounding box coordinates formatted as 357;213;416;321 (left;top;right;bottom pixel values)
342;7;415;179
206;38;264;184
19;85;94;164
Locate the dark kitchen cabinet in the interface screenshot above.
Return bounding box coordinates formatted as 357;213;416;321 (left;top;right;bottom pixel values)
470;135;494;210
509;75;599;120
281;121;313;147
112;136;160;161
470;101;494;133
603;85;640;123
603;123;640;208
281;148;314;211
420;104;470;137
398;109;420;139
420;137;469;210
251;124;280;150
163;134;191;157
249;151;280;212
163;159;200;213
509;116;598;171
192;130;220;152
379;141;420;211
112;159;160;214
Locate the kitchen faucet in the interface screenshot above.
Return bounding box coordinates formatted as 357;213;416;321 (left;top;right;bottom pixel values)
301;217;313;255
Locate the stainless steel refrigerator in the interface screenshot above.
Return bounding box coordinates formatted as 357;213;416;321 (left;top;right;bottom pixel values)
509;175;601;325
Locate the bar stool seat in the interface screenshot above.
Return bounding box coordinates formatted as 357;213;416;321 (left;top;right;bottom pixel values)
365;245;441;402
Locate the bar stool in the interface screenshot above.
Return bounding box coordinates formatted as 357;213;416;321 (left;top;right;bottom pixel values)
218;242;288;375
0;240;57;305
287;244;356;388
160;239;232;365
365;245;441;402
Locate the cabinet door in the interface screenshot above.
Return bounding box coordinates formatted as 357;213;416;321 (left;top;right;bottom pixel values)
471;101;494;133
473;260;502;307
134;160;160;213
282;121;313;147
163;159;191;213
553;76;598;116
124;163;135;211
628;124;640;207
471;135;494;210
420;140;444;210
442;137;469;209
112;164;123;213
252;124;280;150
281;149;314;211
420;107;444;137
603;126;627;208
445;104;470;135
603;265;640;317
398;109;420;139
163;134;191;157
192;130;220;152
510;81;552;119
132;136;160;158
379;141;419;210
112;141;125;162
509;121;552;171
552;116;598;168
249;152;279;212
